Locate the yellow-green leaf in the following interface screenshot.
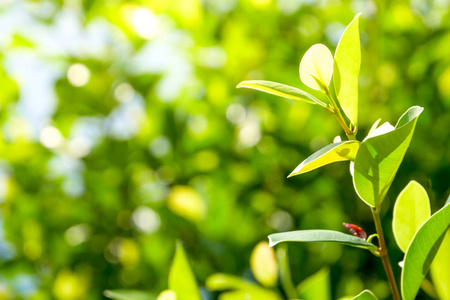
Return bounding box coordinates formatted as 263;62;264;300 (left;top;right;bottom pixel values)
353;106;423;207
351;290;378;300
430;230;450;300
333;13;361;128
250;241;278;287
288;141;360;177
297;268;331;300
236;80;326;106
168;242;201;300
299;44;334;91
392;181;431;253
401;199;450;300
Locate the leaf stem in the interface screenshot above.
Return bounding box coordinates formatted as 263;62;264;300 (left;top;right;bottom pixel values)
371;207;401;300
276;245;298;299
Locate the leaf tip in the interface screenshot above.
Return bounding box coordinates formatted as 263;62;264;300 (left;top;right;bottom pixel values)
268;235;276;247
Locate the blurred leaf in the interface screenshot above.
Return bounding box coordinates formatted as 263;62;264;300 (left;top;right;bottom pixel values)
288;141;360;177
168;242;201;300
276;245;298;299
206;274;259;291
430;229;450;300
297;267;331;300
353;106;423;207
250;241;278;287
351;290;378;300
237;80;326;106
333;13;361;128
392;180;430;252
268;230;377;251
218;289;282;300
156;290;177;300
104;290;155;300
401;200;450;300
299;44;334;90
167;186;206;222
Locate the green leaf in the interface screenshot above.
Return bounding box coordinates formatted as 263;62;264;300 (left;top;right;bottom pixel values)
168;242;201;300
351;290;378;300
218;289;282;300
297;267;331;300
206;274;259;291
268;230;377;251
104;290;155;300
299;44;334;91
430;230;450;300
333;13;361;128
288;141;360;177
401;200;450;300
392;180;431;253
237;80;326;106
353;106;423;207
206;274;282;300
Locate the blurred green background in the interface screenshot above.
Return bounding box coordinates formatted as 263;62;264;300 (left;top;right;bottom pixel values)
0;0;448;299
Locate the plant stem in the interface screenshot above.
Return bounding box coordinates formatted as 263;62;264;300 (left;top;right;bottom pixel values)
323;88;356;140
371;207;401;300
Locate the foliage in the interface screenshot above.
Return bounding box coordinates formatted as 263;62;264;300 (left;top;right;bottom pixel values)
0;1;448;300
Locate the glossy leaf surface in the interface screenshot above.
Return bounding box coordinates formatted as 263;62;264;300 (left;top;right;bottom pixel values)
353;106;423;207
333;14;361;127
168;242;201;300
237;80;326;106
288;141;360;177
299;44;334;90
104;290;155;300
393;180;430;252
297;267;331;300
268;230;377;251
401;200;450;300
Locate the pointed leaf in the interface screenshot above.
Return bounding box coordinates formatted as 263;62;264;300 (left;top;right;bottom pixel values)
333;13;361;127
393;181;431;253
288;141;360;177
168;242;201;300
104;290;156;300
299;44;334;90
237;80;326;106
353;106;423;207
401;200;450;300
297;267;331;300
268;230;377;251
351;290;378;300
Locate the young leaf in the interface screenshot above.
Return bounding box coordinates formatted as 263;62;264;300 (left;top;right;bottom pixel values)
333;13;361;128
297;267;331;300
288;141;360;177
392;181;431;253
104;290;156;300
401;200;450;300
299;44;334;91
237;80;326;106
353;106;423;207
168;242;201;300
268;230;378;251
350;290;378;300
